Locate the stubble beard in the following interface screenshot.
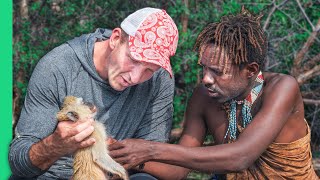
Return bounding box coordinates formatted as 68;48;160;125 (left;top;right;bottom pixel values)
213;83;246;103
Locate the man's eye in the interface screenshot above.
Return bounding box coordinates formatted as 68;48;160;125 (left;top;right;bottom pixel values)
214;69;222;74
210;68;222;75
147;68;154;74
131;58;139;64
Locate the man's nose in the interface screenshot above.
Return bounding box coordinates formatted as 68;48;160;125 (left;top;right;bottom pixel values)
202;70;214;86
130;65;144;84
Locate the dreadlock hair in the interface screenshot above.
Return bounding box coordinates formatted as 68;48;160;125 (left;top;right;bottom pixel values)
194;7;267;73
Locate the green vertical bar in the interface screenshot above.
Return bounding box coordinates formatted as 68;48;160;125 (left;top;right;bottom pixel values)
0;0;12;179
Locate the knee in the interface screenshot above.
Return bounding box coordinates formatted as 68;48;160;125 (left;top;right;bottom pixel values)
129;173;158;180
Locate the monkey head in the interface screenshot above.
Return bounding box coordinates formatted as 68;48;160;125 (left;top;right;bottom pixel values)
56;96;97;122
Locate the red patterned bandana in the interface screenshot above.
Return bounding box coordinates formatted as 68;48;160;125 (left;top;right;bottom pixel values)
128;10;179;77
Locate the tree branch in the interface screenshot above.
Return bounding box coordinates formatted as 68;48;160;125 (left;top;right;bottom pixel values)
292;18;320;76
297;64;320;85
20;0;28;20
181;0;189;33
303;53;320;71
263;0;276;31
295;18;320;65
303;98;320;106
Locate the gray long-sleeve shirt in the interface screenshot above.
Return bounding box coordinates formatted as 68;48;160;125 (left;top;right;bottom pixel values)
9;28;174;179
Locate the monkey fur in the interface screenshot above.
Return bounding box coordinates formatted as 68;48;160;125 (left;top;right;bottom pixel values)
56;96;128;180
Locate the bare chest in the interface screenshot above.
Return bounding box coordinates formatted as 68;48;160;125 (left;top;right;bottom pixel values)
203;100;262;144
203;98;306;145
203;102;229;144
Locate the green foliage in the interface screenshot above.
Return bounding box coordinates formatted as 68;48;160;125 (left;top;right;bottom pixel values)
14;0;320;134
187;171;212;179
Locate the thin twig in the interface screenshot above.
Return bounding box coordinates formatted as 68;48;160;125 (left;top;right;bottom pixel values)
263;0;289;31
265;62;280;70
263;0;276;31
269;32;294;42
80;0;92;18
303;53;320;71
312;106;319;130
275;8;320;43
295;0;315;30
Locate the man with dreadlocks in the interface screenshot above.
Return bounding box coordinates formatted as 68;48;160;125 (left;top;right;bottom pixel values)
108;7;318;179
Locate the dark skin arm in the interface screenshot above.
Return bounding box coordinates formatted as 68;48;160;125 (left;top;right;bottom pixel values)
109;134;203;180
109;74;303;177
109;86;208;179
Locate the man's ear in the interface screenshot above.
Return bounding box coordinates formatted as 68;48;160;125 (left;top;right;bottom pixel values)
246;62;259;78
109;28;122;50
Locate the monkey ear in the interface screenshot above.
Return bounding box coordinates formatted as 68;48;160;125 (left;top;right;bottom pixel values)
67;111;79;122
84;102;97;113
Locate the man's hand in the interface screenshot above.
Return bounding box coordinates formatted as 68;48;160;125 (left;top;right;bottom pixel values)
108;139;156;170
106;137;118;145
29;118;95;170
50;118;96;156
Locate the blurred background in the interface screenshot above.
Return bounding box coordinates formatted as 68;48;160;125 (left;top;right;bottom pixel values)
13;0;320;179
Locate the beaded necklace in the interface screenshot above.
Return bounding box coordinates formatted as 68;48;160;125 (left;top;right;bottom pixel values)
223;71;264;142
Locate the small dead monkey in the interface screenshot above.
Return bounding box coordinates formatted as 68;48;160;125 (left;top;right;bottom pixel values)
56;96;128;180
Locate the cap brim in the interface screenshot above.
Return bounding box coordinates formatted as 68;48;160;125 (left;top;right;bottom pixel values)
129;51;173;78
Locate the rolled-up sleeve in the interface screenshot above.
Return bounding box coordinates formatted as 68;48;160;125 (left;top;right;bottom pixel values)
9;54;64;177
9;135;45;177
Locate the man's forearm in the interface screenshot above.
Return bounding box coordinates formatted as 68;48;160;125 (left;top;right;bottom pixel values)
132;142;191;180
29;135;62;170
151;141;247;173
141;161;190;180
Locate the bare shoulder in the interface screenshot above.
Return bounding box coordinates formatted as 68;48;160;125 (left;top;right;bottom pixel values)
264;72;299;88
261;72;304;125
263;72;300;99
261;73;306;143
